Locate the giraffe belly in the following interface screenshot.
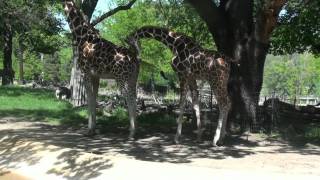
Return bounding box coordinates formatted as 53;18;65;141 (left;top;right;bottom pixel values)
99;73;114;79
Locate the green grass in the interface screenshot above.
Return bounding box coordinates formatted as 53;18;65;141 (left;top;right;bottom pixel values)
0;86;177;132
0;86;87;126
305;124;320;138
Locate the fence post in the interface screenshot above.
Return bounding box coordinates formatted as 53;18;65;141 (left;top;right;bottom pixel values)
271;92;275;134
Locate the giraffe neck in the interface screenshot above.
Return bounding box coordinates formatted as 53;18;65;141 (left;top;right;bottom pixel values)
129;26;181;54
63;0;98;46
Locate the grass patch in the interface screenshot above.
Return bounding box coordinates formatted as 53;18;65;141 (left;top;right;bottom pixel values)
0;86;87;126
305;124;320;139
0;86;177;132
97;106;177;133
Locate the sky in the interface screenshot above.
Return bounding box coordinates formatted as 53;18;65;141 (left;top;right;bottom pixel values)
95;0;112;14
60;0;116;31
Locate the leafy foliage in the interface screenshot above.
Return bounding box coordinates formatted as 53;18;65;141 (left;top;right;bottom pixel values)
0;0;64;54
262;53;320;97
270;0;320;55
0;0;319;94
100;0;214;84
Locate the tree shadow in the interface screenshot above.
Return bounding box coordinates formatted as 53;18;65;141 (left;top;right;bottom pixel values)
0;119;259;166
46;150;113;180
1;107;320;179
0;128;113;180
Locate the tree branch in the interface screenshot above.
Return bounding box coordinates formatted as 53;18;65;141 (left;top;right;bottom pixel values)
186;0;232;54
81;0;99;21
91;0;137;27
185;0;220;31
255;0;287;43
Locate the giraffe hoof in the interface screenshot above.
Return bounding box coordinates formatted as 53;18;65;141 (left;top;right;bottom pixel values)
84;130;96;137
128;133;135;141
174;136;180;144
212;139;224;147
196;137;202;143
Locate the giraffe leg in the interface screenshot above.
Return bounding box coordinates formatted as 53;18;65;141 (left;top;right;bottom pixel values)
175;79;187;144
127;82;137;140
212;84;231;146
84;75;99;136
189;79;202;142
118;76;137;140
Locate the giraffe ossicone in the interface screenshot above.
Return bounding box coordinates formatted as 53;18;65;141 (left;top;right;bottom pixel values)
127;26;233;146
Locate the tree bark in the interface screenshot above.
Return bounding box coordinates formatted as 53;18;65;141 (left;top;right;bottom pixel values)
17;38;25;84
2;20;14;86
69;0;97;107
69;46;87;106
187;0;286;131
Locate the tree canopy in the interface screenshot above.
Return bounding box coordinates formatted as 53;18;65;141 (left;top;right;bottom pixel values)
0;0;64;54
0;0;319;96
270;0;320;55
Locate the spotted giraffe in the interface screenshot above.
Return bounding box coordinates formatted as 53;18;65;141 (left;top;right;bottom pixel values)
63;0;139;138
127;26;233;146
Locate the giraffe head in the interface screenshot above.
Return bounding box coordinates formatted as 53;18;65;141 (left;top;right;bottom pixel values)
63;0;99;45
125;36;141;56
63;0;76;15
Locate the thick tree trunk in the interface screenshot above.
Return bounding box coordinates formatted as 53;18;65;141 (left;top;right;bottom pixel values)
68;0;98;107
228;39;269;131
2;21;14;86
186;0;286;131
69;46;87;106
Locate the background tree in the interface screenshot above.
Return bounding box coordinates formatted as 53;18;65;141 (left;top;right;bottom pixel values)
262;54;320;99
0;0;62;85
185;0;320;130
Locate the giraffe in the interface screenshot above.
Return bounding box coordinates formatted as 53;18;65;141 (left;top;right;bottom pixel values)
127;26;233;146
63;0;140;138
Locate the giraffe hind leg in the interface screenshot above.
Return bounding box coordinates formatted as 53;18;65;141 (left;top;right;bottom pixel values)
175;79;187;144
212;91;231;146
118;76;137;140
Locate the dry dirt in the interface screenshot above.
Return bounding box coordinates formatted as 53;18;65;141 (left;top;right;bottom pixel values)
0;116;320;180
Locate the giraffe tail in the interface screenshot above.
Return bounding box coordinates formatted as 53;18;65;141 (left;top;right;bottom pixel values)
224;55;240;65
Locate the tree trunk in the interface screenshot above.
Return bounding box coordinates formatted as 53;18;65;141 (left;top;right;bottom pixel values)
69;46;87;106
228;39;269;131
2;21;14;86
186;0;286;131
68;0;98;107
17;38;25;84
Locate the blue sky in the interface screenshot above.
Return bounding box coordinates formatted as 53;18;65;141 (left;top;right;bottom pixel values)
61;0;116;30
95;0;112;14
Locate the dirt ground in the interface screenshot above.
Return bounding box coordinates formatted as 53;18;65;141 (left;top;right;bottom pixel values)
0;116;320;180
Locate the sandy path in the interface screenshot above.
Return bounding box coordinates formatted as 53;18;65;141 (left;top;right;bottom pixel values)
1;117;320;179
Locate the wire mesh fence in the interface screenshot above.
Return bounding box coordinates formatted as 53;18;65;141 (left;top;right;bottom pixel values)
98;81;320;137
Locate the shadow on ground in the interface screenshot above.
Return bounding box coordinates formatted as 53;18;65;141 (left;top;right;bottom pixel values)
1;110;320;180
0;128;113;180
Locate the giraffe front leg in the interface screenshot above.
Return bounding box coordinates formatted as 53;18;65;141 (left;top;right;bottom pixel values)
175;80;187;144
84;75;99;136
189;79;202;142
